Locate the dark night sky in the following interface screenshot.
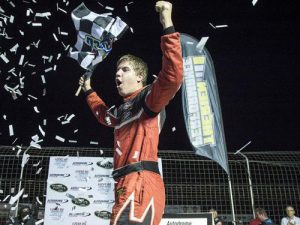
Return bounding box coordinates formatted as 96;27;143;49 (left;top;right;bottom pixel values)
0;0;299;152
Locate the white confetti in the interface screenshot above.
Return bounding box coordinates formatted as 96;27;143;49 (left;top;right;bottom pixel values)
196;36;209;53
41;75;46;84
28;94;37;100
33;106;40;113
55;135;65;142
38;125;45;136
68;140;77;143
57;53;61;60
125;5;129;12
9;15;14;23
22;194;28;198
252;0;258;5
36;167;42;174
60;31;68;36
19;55;25;65
9;188;24;205
105;6;114;11
35;219;44;225
130;27;134;33
32;22;42;26
35;12;51;19
19;30;24;35
10;43;19;53
53;33;58;41
9;125;14;136
2;195;10;202
0;53;9;63
116;147;122;156
45;67;53;72
90;141;98;145
26;8;33;16
73;129;78;133
36;196;42;205
33;161;41;167
11;187;15;193
0;189;3;194
172;127;176;132
186;41;194;45
215;24;228;28
43;119;47;126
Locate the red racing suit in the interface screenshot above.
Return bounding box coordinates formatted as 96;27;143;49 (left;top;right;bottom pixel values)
86;30;183;225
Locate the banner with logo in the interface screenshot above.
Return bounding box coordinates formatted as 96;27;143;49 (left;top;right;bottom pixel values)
44;156;115;225
180;33;229;174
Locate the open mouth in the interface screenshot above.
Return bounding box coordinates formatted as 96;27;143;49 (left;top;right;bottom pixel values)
116;79;122;87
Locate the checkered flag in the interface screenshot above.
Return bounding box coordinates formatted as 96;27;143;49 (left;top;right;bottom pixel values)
69;3;128;71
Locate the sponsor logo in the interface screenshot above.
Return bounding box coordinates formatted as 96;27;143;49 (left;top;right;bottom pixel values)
93;199;115;204
72;198;90;207
54;158;68;168
47;199;69;204
71;222;87;225
70;186;92;191
50;183;68;192
96;160;113;169
49;173;71;178
69;212;91;217
97;183;112;192
72;162;93;166
94;210;111;220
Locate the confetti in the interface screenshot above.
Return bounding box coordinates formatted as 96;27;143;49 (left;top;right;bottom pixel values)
22;194;28;198
125;6;129;12
90;141;98;145
33;106;40;113
68;140;77;143
39;125;45;136
2;195;10;202
196;36;209;53
32;22;42;26
172;127;176;132
116;147;122;156
252;0;258;5
105;6;114;11
9;188;24;205
36;167;42;174
0;53;9;63
44;67;53;72
36;196;42;205
53;33;58;41
19;55;25;65
9;125;14;136
10;43;19;53
35;219;44;225
215;24;228;28
55;135;65;142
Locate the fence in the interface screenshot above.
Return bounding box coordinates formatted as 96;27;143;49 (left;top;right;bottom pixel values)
0;145;299;225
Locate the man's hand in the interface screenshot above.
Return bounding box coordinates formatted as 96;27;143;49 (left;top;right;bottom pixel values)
79;76;92;92
155;1;173;30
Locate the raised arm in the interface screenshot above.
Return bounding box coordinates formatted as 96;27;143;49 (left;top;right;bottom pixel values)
144;1;183;114
79;76;116;127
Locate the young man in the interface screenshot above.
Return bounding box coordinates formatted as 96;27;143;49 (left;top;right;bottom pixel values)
281;206;300;225
79;1;183;224
256;208;274;225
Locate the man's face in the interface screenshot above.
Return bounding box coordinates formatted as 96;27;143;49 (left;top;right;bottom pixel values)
115;60;142;97
286;207;295;217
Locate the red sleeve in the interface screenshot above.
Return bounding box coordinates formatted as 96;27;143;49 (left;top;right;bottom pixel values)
145;32;183;113
86;92;117;127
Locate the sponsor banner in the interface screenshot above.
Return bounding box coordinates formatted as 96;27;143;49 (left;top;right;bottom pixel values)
45;157;115;225
160;213;213;225
45;157;163;225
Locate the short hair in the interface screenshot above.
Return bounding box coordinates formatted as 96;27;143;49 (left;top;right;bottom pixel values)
117;54;148;86
255;208;267;216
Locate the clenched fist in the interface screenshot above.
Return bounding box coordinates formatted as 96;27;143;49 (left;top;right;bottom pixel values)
79;76;91;92
155;1;173;29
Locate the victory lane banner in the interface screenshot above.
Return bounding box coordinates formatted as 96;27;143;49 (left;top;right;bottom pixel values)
44;156;115;225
